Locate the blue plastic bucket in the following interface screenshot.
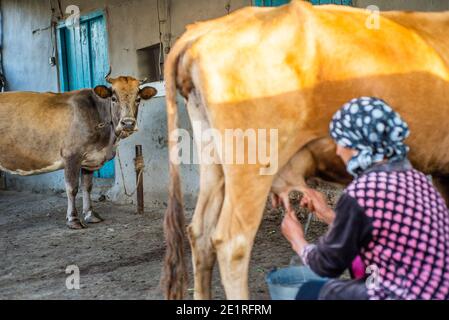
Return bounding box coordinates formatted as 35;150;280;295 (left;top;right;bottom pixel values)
266;266;324;300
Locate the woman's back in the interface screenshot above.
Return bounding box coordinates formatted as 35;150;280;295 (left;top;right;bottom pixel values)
346;163;449;299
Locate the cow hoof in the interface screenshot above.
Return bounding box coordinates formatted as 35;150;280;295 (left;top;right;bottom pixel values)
84;211;104;224
67;219;87;229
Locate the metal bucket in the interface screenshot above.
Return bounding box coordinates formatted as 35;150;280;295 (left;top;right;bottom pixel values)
266;266;324;300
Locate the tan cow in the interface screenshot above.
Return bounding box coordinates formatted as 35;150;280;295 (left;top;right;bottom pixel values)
0;72;157;229
162;1;449;299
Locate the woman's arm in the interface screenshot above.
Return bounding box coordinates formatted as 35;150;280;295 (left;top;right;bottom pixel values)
300;189;336;225
281;210;309;256
281;188;338;256
281;192;373;278
306;193;373;277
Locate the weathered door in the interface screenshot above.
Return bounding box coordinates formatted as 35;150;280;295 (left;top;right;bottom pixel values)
57;10;114;179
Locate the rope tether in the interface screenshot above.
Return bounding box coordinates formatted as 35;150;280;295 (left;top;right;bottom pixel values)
116;148;145;198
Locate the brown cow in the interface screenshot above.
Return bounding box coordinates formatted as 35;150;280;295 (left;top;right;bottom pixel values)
0;72;157;229
162;1;449;299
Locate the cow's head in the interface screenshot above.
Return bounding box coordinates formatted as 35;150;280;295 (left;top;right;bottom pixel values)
93;71;157;137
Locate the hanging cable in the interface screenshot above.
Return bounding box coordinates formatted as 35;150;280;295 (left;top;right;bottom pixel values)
48;0;57;66
226;0;231;14
56;0;63;19
0;0;5;91
165;0;171;55
156;0;164;81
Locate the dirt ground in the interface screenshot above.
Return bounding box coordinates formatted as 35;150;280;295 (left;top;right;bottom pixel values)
0;181;342;300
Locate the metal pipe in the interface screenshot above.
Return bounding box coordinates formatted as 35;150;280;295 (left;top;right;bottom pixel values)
135;145;144;214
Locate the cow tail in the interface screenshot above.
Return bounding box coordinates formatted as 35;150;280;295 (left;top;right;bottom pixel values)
162;46;188;300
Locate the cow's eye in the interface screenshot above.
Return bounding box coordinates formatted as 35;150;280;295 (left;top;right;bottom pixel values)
136;98;141;104
111;96;117;102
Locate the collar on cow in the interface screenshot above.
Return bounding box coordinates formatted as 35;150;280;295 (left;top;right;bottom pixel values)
95;99;119;137
95;120;122;140
95;121;111;130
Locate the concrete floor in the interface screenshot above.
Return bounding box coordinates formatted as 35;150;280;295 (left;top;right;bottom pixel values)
0;186;336;299
0;190;168;299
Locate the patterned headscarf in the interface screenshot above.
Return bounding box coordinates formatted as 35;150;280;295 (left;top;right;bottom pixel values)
329;97;410;177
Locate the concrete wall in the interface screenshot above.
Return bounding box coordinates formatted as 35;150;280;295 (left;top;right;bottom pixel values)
1;0;251;207
2;0;449;206
2;0;59;91
1;0;63;193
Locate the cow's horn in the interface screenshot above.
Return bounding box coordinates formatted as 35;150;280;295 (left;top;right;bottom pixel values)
105;66;113;83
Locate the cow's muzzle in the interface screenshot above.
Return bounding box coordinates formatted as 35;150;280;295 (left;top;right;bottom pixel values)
120;117;136;132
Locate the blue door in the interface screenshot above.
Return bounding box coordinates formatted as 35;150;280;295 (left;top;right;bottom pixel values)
254;0;353;6
254;0;290;6
57;11;114;179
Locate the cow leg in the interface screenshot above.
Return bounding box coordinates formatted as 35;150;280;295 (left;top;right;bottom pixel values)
187;162;224;300
432;175;449;207
81;168;104;223
212;173;273;299
64;157;85;229
185;90;225;299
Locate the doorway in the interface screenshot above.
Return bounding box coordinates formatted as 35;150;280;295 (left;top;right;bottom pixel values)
57;10;114;179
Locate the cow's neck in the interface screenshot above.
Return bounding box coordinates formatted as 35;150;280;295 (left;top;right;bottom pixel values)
95;97;115;128
91;93;120;148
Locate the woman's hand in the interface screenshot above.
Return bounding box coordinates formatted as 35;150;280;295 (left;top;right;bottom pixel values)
281;210;308;256
300;189;335;225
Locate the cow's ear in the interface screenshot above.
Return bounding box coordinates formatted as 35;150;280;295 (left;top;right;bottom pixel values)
139;86;157;100
94;85;112;99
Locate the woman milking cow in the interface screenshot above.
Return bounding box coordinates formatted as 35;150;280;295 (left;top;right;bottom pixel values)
270;97;449;300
